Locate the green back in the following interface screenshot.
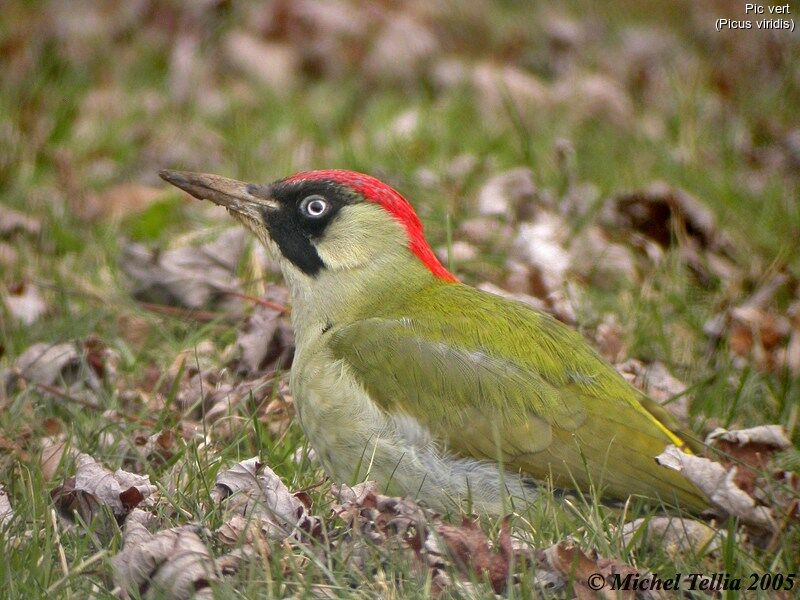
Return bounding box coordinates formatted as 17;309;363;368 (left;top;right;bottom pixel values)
330;281;708;510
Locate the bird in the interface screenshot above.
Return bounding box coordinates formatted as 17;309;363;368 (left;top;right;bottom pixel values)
160;168;708;514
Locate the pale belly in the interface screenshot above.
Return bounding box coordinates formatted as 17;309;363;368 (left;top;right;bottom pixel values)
290;336;533;514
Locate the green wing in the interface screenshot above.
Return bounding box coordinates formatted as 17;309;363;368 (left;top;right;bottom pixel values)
328;283;707;510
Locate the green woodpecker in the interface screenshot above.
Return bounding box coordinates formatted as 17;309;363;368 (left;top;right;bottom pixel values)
160;168;708;514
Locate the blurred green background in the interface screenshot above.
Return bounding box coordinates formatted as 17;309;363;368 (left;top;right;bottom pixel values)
0;1;799;596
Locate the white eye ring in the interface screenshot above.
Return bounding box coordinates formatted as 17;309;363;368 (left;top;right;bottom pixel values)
301;195;328;218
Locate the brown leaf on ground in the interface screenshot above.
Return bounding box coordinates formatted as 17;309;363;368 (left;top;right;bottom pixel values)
471;62;550;127
236;285;294;375
79;183;169;220
656;445;775;529
223;32;299;95
212;457;317;541
706;425;792;495
130;429;178;469
330;482;539;595
204;374;291;440
604;182;736;282
569;225;638;286
5;339;118;407
552;73;633;126
511;211;571;294
363;14;438;83
621;517;721;556
0;483;13;527
41;435;79;481
118;314;152;349
616;358;690;422
476;168;537;219
703;273;797;373
120;227;246;310
540;540;640;600
331;481;380;506
0;205;41;237
0;241;17;267
2;281;47;326
112;509;218;600
457;217;514;249
435;517;513;594
607;182;727;251
594;314;627;363
51;453;156;521
13;342;82;388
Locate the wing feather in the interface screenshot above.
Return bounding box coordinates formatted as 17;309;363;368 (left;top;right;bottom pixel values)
328;283;707;509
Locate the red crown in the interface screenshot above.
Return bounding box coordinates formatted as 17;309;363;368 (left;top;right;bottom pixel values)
284;170;457;282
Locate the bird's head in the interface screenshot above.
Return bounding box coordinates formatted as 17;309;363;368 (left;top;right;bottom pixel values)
159;169;456;285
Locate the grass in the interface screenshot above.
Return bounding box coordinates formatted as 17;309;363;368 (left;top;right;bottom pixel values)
1;1;799;598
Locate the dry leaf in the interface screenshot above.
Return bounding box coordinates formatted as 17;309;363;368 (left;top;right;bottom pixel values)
569;225;638;286
607;182;725;250
212;457;316;541
457;217;514;248
203;373;288;439
236;286;294;374
621;517;721;556
511;211;571;293
472;62;549;126
121;227;246;310
6;340;117;406
604;182;736;283
595;314;626;363
3;282;47;325
706;425;791;494
112;509;217;599
552;73;633;126
81;183;168;220
0;484;13;527
435;518;513;594
616;359;690;421
477;168;536;219
540;540;640;600
0;241;17;267
707;425;791;450
435;241;478;264
364;14;438;82
51;453;156;520
656;445;774;529
41;435;79;480
0;205;40;237
223;32;299;95
332;481;380;506
11;342;85;389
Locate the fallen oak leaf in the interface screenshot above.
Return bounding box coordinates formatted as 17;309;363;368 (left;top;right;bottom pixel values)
0;483;13;527
235;285;294;375
2;282;47;325
41;435;80;481
539;540;640;600
621;516;721;557
0;205;41;237
51;453;156;521
656;445;774;529
120;227;246;311
706;425;792;495
81;183;169;221
112;509;218;600
434;517;513;594
212;457;317;541
706;425;791;450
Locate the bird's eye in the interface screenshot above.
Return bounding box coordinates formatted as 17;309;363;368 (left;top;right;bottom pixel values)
300;195;329;218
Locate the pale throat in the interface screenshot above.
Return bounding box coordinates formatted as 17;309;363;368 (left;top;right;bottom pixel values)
279;250;432;341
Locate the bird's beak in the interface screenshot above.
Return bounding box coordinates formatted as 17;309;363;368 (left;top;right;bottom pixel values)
159;170;277;221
